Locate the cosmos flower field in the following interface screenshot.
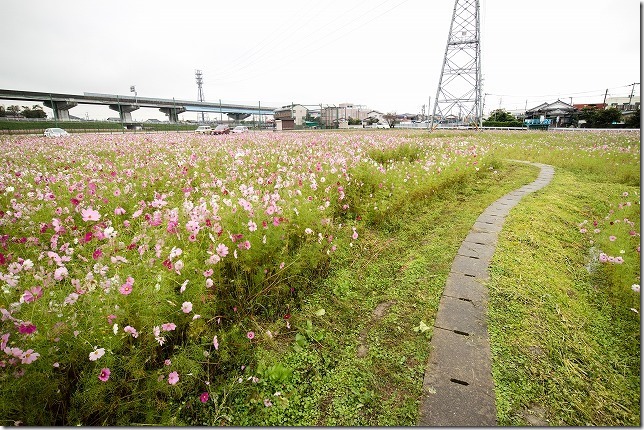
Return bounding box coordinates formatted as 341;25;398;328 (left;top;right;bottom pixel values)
0;129;639;425
0;131;492;424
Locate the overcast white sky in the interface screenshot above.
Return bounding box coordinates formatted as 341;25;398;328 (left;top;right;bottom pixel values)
1;0;640;121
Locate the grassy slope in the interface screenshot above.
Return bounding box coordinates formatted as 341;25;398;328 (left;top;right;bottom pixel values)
231;160;539;426
487;169;640;426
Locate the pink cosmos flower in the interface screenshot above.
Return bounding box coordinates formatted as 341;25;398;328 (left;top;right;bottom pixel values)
247;331;255;340
164;359;172;366
161;322;176;331
0;333;9;350
119;276;134;295
89;347;106;361
98;367;111;382
53;266;69;281
216;243;229;258
248;220;257;232
203;269;213;277
21;349;40;364
632;284;640;293
123;325;139;338
181;302;193;313
119;283;132;295
107;314;117;325
213;335;219;350
114;207;126;216
609;235;617;242
352;228;358;240
21;286;43;303
168;371;179;385
200;392;209;403
81;208;101;222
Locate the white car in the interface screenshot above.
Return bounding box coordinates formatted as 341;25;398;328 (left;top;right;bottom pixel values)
232;126;249;134
194;125;213;134
375;123;390;129
44;127;69;137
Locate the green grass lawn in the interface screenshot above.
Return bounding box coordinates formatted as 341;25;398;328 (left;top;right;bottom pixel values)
487;169;640;426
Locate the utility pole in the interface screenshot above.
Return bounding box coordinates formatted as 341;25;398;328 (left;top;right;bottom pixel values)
628;82;639;109
603;89;608;106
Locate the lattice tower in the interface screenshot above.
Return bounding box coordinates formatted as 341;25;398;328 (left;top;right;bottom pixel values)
195;69;208;123
431;0;482;128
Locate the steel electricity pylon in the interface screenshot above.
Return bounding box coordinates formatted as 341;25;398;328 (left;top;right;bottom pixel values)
195;69;208;123
431;0;482;129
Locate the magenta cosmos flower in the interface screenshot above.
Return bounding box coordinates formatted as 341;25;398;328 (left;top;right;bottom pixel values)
200;392;209;403
98;367;111;382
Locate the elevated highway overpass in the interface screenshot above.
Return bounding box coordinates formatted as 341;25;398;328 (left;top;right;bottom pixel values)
0;89;277;123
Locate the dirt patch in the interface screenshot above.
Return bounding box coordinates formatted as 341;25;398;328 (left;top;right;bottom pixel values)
357;301;396;358
373;301;395;319
522;404;549;426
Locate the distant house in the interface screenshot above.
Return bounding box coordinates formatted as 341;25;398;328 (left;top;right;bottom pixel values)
274;104;308;127
361;110;385;127
525;100;575;127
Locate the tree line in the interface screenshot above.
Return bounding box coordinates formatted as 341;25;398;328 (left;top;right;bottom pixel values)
0;104;47;119
483;106;639;128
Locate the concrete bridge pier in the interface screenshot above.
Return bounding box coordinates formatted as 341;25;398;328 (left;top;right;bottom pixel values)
43;100;78;121
159;106;186;123
109;104;139;122
227;112;251;121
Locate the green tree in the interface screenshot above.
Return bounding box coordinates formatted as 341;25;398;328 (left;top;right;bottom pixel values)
21;105;47;119
625;106;639;128
7;105;21;116
487;109;515;122
580;107;622;128
383;112;397;128
0;105;5;117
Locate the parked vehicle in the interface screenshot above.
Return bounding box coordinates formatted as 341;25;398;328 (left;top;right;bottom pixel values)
212;125;230;135
44;128;69;137
375;123;390;129
194;125;213;134
232;126;249;134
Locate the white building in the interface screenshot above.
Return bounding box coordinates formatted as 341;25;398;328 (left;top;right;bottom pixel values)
320;103;370;127
605;96;640;112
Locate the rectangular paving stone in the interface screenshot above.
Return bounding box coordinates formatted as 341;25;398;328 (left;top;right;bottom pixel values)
451;254;489;279
476;213;505;225
420;328;496;426
464;231;498;247
471;220;503;234
481;205;511;218
443;271;488;303
458;240;496;261
434;295;488;336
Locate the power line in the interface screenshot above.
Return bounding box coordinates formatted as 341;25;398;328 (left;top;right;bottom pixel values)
208;0;409;86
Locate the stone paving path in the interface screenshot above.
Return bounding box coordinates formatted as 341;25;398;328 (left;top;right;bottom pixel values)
418;161;555;426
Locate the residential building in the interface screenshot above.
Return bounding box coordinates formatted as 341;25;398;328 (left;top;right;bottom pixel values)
273;104;308;126
525;100;575;127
